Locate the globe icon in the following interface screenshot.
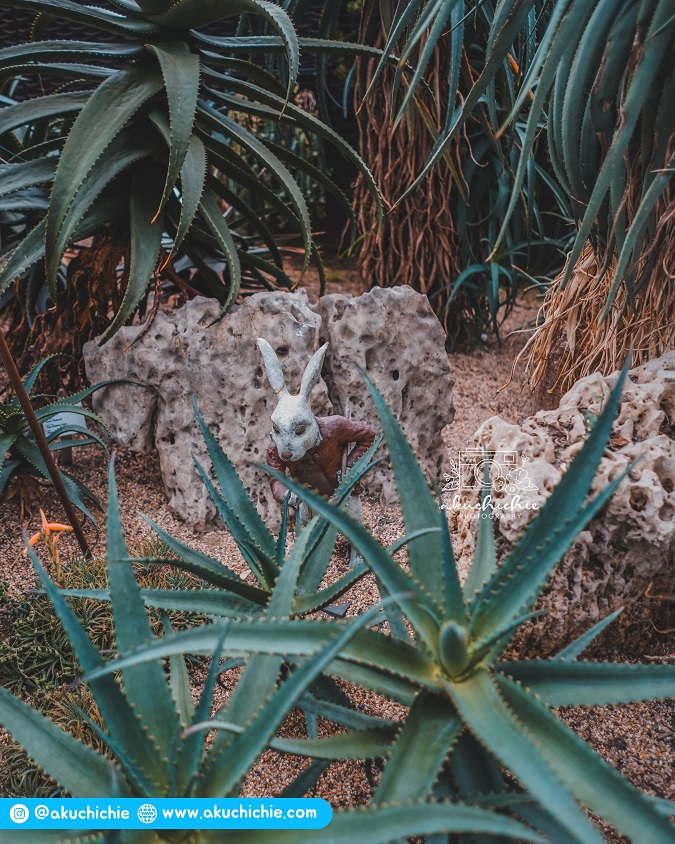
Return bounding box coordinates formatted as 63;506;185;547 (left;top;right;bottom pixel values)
137;804;158;825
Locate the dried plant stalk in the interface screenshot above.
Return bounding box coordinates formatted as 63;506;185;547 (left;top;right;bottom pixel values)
351;5;468;341
526;133;675;404
526;240;675;404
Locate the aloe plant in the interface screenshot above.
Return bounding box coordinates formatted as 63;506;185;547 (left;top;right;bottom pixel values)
0;0;383;345
0;458;544;844
103;360;675;842
492;0;675;312
0;356;110;526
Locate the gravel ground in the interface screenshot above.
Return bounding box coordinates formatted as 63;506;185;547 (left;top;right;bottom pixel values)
1;289;673;838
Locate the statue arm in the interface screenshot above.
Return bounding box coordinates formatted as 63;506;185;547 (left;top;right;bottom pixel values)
266;441;289;504
342;419;377;468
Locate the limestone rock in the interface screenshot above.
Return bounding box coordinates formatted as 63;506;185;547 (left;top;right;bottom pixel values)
84;286;454;530
314;285;455;502
451;352;675;654
84;292;331;530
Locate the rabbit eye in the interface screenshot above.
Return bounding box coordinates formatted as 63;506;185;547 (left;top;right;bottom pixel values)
295;425;306;435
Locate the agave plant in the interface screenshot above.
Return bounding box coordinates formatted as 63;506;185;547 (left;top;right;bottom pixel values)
0;459;544;844
103;361;675;842
0;356;110;525
0;0;383;353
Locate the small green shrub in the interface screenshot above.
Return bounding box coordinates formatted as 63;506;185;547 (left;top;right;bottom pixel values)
0;542;202;697
0;356;111;526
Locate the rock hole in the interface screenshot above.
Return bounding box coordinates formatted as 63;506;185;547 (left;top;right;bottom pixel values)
653;457;675;493
629;488;648;512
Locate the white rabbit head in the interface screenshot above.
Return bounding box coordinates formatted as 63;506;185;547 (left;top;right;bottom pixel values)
257;338;329;461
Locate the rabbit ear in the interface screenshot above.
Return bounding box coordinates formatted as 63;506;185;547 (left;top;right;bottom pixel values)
300;342;329;401
257;338;287;396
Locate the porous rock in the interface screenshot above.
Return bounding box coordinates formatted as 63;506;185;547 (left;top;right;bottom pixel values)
84;286;454;529
451;353;675;654
314;285;455;502
84;292;331;530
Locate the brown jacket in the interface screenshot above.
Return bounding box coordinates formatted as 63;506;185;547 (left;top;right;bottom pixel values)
266;415;377;503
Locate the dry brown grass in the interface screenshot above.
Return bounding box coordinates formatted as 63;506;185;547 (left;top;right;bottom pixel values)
523;241;675;404
524;132;675;403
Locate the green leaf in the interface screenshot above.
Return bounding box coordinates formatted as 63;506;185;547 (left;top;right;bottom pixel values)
188;720;396;760
464;453;497;598
1;0;158;34
198;101;313;274
297;694;399;732
0;157;57;198
199;523;317;783
192;458;276;589
0;91;88;136
83;619;439;696
58;587;263;620
171;133;207;259
556;608;623;659
164;618;195;726
559;0;675;295
203;72;383;230
196;597;423;798
145;40;200;219
265;467;439;651
24;542;166;795
374;691;461;805
445;669;605;844
105;458;180;764
46;64;163;290
99;167;164;344
293;564;367;615
0;685;127;798
140;514;270;603
499;660;675;707
194;189;242;315
47;129;162;291
152;0;298;106
178;623;231;795
499;674;675;843
360;370;446;617
0;39;143;69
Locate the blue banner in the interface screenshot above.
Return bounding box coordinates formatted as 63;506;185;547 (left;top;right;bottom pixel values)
0;798;332;830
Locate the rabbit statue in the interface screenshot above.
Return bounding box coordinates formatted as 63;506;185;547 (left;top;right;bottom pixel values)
257;338;376;565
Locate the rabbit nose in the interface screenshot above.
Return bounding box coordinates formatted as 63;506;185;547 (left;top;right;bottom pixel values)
281;449;292;460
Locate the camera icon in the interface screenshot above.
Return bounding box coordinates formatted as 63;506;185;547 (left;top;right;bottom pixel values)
459;449;519;489
10;804;29;824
